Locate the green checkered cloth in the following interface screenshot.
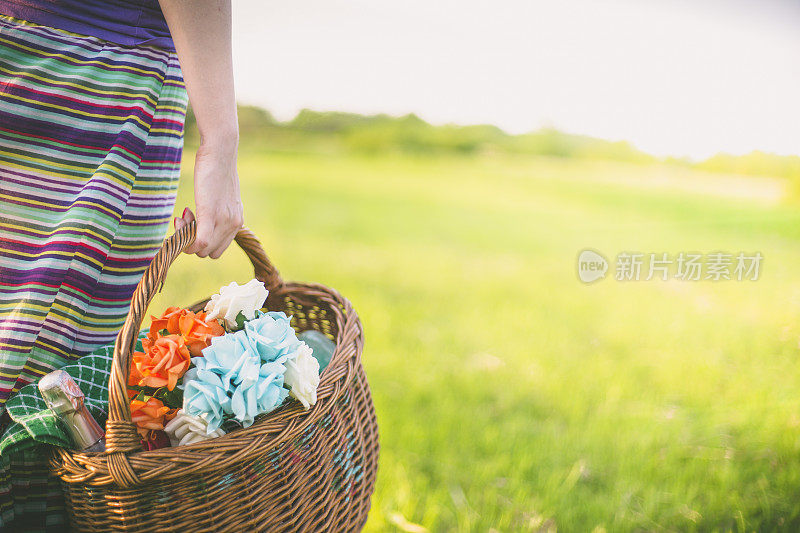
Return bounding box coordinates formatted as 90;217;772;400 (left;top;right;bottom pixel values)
0;333;146;532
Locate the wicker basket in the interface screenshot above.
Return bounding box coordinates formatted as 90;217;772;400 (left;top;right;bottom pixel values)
49;222;379;532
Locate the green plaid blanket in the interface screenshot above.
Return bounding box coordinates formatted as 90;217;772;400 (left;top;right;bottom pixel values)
0;333;146;532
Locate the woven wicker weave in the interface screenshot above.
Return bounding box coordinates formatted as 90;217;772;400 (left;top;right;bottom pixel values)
48;222;379;532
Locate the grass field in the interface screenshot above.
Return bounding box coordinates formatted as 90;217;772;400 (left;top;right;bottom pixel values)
152;148;800;532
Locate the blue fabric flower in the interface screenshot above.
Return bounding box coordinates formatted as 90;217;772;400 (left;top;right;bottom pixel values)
182;311;306;433
181;373;230;433
243;311;305;363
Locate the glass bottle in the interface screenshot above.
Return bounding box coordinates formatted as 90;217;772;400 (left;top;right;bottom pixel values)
38;370;106;453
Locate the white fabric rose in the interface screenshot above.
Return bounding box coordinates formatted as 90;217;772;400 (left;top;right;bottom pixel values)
163;409;226;446
284;343;320;410
204;279;268;329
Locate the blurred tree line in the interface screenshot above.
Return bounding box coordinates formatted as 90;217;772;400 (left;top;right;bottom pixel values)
184;105;800;181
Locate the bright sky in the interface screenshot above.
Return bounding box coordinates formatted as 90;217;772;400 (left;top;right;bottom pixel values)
231;0;800;160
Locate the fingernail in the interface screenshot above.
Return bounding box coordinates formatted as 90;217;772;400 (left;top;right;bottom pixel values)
182;207;189;218
173;217;179;228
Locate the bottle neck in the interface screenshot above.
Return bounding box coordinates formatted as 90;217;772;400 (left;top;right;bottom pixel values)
62;405;105;452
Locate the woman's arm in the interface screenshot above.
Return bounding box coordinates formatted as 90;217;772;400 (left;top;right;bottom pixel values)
158;0;243;258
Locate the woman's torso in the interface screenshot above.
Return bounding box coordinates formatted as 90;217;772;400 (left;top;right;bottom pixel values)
0;0;173;50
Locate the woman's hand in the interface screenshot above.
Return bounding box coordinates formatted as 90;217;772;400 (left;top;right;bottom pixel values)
159;0;242;258
174;138;243;258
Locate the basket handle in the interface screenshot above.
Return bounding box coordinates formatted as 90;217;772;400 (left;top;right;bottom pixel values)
103;221;282;486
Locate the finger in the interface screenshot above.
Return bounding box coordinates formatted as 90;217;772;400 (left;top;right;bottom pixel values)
189;219;215;258
181;208;203;254
173;217;183;230
181;207;196;223
208;230;237;259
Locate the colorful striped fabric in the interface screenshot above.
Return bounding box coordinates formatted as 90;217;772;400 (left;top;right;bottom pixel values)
0;15;188;408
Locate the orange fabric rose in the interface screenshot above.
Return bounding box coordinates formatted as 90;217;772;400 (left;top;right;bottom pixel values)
129;334;191;390
164;408;179;423
130;395;170;436
178;312;225;356
148;306;184;338
148;307;223;357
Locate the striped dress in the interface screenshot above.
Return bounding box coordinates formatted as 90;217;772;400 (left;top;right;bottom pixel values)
0;15;188;407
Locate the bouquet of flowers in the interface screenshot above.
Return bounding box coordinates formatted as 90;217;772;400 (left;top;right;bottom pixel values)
127;279;323;449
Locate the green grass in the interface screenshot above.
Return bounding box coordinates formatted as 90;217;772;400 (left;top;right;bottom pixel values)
151;148;800;532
